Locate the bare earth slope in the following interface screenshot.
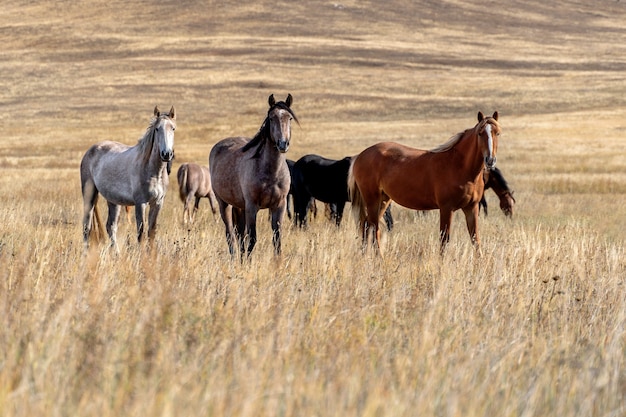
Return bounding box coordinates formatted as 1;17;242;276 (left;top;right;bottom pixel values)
1;3;626;416
2;0;626;238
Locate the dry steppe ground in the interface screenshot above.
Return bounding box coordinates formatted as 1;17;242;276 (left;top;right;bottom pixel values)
1;1;625;416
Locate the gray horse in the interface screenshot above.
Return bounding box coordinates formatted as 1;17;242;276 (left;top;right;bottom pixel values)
209;94;297;258
80;106;176;250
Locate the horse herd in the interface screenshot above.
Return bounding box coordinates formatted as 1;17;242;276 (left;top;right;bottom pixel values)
80;94;515;258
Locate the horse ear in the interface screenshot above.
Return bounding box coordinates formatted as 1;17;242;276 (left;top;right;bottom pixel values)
154;106;160;117
492;111;499;121
477;111;485;122
169;106;176;120
285;93;293;108
268;94;276;107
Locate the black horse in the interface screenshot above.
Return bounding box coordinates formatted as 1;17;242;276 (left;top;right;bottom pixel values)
286;159;316;226
479;166;516;217
292;154;393;229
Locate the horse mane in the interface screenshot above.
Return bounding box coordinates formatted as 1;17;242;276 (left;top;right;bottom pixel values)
430;130;467;153
137;113;175;166
429;117;499;154
242;118;270;158
137;116;159;165
490;167;512;192
241;101;299;158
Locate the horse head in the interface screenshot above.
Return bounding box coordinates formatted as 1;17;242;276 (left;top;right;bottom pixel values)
153;106;176;162
501;190;516;217
476;111;500;170
267;94;298;153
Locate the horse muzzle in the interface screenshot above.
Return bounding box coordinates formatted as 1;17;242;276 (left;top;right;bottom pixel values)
276;140;289;153
160;150;174;162
485;156;496;170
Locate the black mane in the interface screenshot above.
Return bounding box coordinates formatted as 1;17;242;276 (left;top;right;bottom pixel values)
488;166;512;192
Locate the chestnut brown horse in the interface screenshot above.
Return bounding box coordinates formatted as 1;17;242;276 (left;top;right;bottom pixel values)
81;106;176;250
348;111;501;254
177;162;218;225
209;94;297;258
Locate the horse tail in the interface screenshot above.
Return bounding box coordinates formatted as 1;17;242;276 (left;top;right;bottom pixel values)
347;157;366;226
177;164;188;202
91;204;105;243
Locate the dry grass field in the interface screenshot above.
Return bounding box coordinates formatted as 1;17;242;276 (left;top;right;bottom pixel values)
1;0;626;416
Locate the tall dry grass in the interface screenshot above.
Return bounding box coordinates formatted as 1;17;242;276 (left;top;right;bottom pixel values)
1;163;625;416
1;0;626;416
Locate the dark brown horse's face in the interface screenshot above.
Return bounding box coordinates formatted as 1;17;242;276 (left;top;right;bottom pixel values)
477;111;500;170
154;106;176;162
501;192;515;217
268;94;294;153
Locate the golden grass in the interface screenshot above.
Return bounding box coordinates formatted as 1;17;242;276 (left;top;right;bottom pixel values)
1;1;626;416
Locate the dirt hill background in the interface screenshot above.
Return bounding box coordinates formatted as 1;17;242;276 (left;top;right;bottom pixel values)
1;2;626;416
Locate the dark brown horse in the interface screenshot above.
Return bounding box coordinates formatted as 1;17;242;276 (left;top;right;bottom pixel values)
177;162;218;225
209;94;298;257
348;111;501;254
480;166;515;217
80;106;176;250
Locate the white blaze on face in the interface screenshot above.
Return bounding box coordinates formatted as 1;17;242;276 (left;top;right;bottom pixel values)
157;119;175;160
165;121;175;152
485;124;494;158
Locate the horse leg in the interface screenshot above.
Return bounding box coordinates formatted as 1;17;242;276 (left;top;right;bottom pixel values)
335;201;346;227
135;203;147;242
106;202;121;250
81;179;99;248
270;203;286;255
286;194;293;220
310;199;318;219
479;195;488;216
462;205;480;248
439;208;453;253
182;193;193;225
147;201;162;242
217;200;236;255
293;190;311;228
192;196;202;224
208;190;218;217
232;207;246;259
327;202;337;223
383;205;394;232
364;201;382;254
244;207;259;257
378;196;392;227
